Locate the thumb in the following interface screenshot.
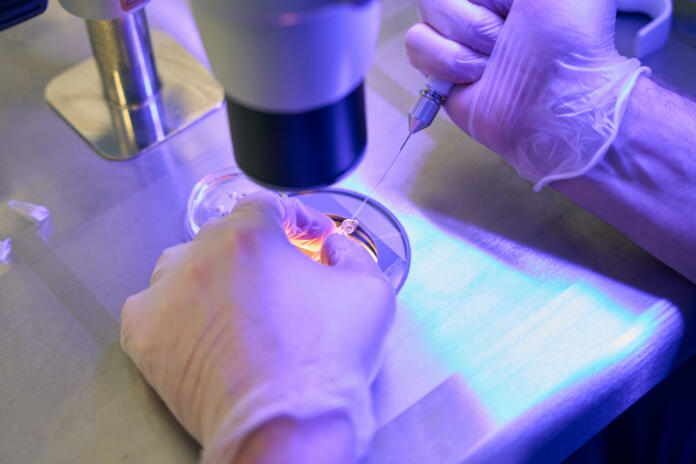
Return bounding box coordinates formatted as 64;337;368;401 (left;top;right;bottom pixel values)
320;232;381;273
283;197;336;245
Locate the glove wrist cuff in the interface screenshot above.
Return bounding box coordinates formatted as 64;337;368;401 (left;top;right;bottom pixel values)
531;61;652;191
200;364;375;464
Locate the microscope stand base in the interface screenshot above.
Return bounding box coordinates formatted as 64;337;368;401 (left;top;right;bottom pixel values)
44;30;225;161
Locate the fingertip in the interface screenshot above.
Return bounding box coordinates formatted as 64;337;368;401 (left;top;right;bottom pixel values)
284;197;336;241
417;0;503;54
321;233;380;272
188;192;285;250
406;23;488;84
151;243;190;285
197;217;224;234
232;191;285;223
214;191;289;241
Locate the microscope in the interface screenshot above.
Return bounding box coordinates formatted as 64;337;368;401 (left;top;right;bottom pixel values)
0;0;381;191
191;0;381;190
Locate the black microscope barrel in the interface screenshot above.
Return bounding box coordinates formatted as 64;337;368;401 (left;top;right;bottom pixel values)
225;82;367;191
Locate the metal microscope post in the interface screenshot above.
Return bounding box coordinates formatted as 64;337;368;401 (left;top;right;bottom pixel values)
45;5;224;160
86;9;165;153
86;10;161;108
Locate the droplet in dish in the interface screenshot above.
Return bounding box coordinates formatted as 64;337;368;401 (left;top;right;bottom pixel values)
341;218;359;235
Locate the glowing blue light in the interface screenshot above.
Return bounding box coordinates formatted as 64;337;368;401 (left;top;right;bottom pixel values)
399;213;666;423
338;173;668;424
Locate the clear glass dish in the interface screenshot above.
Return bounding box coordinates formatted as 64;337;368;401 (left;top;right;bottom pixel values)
186;167;411;292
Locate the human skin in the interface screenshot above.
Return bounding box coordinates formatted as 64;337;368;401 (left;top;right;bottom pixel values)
553;77;696;283
406;0;696;283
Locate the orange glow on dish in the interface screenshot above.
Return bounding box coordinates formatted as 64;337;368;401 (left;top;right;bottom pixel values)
286;216;378;263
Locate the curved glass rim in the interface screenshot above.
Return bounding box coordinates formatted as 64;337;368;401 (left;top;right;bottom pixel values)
185;169;411;292
290;188;411;293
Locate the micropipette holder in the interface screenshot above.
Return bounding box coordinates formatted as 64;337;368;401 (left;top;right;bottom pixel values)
408;77;454;134
343;77;454;229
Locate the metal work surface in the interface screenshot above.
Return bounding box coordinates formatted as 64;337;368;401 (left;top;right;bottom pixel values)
1;2;695;463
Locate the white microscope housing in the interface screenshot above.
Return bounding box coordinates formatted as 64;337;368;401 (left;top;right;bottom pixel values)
192;0;382;190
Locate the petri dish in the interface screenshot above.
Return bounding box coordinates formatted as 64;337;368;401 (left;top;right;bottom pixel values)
291;189;411;292
185;168;264;239
186;168;411;292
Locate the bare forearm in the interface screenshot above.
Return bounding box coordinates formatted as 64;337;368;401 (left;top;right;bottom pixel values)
235;413;356;464
554;77;696;283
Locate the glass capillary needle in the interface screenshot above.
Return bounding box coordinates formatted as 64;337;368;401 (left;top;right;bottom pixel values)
347;132;412;224
341;77;453;234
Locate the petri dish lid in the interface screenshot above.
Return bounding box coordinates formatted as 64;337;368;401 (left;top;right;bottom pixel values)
186;167;263;239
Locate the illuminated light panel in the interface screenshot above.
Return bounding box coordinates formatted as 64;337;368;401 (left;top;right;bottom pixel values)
338;174;676;425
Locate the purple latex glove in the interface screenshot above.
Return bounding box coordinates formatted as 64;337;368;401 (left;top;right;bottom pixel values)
121;192;395;463
406;0;650;190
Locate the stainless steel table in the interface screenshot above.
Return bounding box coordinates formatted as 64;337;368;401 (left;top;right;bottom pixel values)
1;2;695;463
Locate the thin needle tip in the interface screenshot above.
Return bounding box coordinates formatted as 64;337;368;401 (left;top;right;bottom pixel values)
399;132;412;152
350;131;413;220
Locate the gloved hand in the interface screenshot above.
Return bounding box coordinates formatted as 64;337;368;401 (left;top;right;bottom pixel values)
406;0;651;190
120;192;395;463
